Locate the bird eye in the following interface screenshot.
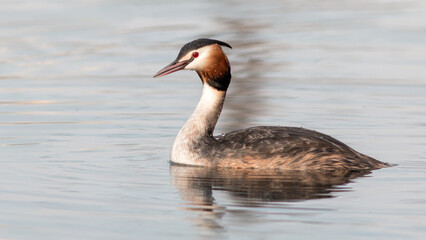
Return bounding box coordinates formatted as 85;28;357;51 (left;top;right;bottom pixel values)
192;52;199;58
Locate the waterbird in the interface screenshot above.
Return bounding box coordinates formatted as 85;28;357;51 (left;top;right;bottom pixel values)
154;38;389;170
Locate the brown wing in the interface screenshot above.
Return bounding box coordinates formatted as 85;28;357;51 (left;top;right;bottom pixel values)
201;126;386;170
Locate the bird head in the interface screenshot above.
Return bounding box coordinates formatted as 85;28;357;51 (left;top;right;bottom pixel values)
153;38;232;91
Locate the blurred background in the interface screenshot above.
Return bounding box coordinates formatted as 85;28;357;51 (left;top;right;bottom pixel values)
1;0;426;239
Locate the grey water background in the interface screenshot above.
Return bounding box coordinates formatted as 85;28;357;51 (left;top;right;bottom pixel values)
1;0;426;239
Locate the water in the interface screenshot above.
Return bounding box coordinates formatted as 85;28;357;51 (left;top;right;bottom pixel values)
1;0;426;239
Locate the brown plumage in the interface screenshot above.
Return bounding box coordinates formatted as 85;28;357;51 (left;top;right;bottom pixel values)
195;126;386;170
154;38;390;171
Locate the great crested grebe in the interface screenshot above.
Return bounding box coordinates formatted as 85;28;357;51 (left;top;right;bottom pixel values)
154;38;389;170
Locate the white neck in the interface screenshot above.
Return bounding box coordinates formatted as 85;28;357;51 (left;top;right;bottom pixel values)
171;84;226;165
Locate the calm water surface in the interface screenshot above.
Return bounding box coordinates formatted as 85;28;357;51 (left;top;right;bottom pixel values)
1;0;426;239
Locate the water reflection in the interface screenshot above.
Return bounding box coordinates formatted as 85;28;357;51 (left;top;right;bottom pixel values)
171;165;371;232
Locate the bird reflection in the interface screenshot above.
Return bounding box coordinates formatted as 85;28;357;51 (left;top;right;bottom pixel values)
170;164;371;232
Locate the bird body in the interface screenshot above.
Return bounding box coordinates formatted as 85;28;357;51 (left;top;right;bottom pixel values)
154;38;389;170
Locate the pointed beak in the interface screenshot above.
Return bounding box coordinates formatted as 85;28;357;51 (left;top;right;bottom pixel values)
153;58;193;78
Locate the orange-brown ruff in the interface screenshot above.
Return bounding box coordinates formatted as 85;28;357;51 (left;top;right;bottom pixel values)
154;38;390;171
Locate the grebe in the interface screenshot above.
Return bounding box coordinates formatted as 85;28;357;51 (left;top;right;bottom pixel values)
154;38;389;170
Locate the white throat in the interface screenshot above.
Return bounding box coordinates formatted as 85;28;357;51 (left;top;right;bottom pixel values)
171;84;226;165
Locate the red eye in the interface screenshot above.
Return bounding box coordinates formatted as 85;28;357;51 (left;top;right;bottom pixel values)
192;52;199;58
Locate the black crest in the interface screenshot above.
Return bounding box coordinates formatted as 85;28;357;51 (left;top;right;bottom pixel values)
175;38;232;61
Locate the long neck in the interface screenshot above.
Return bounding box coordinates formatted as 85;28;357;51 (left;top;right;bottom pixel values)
171;44;231;165
171;82;227;165
178;45;231;139
180;84;226;138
